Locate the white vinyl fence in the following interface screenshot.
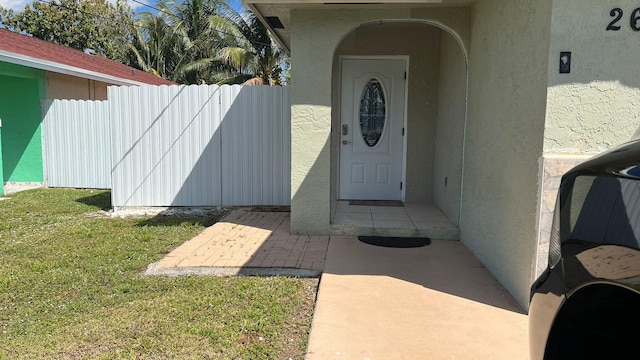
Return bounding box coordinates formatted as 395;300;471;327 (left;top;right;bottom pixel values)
42;99;111;189
109;84;291;208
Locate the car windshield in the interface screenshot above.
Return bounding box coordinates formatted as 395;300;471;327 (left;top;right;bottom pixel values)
562;174;640;250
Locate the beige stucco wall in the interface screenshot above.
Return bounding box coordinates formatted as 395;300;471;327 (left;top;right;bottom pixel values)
332;23;443;204
462;0;552;309
534;0;640;281
45;72;109;100
290;0;639;310
545;0;640;153
433;31;466;226
290;6;470;234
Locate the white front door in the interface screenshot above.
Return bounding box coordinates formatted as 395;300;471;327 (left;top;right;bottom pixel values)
339;58;406;201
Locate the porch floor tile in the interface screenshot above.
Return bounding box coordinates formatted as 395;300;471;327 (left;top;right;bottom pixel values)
332;212;374;227
331;201;460;239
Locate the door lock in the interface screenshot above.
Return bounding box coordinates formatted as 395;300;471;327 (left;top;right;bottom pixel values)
342;124;348;135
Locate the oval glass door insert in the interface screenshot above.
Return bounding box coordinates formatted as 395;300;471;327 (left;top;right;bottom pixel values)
359;79;386;147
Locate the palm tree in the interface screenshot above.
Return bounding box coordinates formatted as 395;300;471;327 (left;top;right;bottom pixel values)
127;0;287;85
128;0;223;83
214;9;286;85
128;13;180;79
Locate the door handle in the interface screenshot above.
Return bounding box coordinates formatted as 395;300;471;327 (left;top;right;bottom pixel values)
342;140;351;145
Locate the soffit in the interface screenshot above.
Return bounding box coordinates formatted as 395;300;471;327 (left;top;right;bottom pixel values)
245;0;475;54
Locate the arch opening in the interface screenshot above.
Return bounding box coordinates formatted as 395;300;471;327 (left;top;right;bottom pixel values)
330;20;468;228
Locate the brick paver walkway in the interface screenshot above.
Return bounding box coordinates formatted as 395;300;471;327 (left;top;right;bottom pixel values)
148;208;329;276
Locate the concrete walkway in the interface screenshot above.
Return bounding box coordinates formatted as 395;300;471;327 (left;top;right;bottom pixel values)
149;209;528;359
307;237;529;360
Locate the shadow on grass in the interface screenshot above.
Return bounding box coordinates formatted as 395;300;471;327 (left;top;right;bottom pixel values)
76;191;112;211
136;209;227;228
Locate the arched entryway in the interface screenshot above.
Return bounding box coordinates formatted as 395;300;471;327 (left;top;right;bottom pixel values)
329;20;468;235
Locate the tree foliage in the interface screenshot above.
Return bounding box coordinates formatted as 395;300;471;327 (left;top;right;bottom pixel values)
128;0;288;85
0;0;288;85
0;0;135;63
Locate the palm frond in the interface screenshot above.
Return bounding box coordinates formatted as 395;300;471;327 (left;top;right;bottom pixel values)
129;0;289;85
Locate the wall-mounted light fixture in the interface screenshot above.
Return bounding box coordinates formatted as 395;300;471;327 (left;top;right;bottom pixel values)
560;52;571;74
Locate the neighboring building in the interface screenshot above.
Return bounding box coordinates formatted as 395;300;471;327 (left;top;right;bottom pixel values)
0;29;175;195
245;0;640;308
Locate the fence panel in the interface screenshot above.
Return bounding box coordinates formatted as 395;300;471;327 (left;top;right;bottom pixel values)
42;99;111;189
109;85;222;207
220;85;291;206
109;84;290;208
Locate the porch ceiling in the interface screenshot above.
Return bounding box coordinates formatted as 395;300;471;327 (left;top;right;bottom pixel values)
244;0;475;54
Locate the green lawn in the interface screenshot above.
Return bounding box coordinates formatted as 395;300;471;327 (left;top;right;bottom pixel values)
0;189;317;359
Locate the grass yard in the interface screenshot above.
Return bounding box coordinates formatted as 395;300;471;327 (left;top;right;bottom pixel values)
0;189;317;359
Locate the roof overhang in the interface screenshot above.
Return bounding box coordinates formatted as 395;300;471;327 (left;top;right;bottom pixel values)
245;2;291;54
0;49;149;86
244;0;480;55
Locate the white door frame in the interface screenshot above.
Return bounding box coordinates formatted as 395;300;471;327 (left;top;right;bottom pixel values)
337;55;409;202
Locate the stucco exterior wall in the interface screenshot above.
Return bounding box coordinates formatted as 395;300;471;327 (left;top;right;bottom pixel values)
46;72;109;100
462;0;552;309
534;0;640;281
544;0;640;153
290;6;470;234
433;31;466;226
332;23;443;204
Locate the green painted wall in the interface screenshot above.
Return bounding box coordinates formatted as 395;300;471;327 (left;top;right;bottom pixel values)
0;61;45;79
0;63;45;183
0;124;3;195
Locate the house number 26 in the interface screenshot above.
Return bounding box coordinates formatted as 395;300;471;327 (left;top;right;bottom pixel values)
607;7;640;31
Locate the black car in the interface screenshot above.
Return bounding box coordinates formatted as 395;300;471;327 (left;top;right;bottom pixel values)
529;138;640;359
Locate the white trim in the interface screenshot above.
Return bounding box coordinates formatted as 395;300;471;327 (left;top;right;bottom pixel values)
338;55;409;201
0;50;149;86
